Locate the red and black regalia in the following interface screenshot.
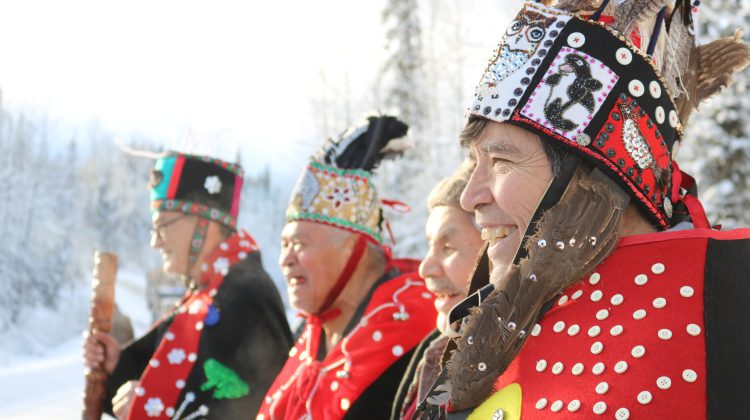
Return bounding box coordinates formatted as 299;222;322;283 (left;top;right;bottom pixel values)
105;152;293;419
257;116;437;420
414;2;750;419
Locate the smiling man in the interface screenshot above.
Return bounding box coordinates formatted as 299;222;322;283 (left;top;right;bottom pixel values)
391;161;484;419
415;2;750;419
257;115;437;420
83;152;292;419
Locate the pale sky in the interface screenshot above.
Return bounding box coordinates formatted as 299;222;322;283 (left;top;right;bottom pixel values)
0;0;519;181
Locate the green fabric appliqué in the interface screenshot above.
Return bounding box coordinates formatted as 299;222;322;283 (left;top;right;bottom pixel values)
200;358;249;400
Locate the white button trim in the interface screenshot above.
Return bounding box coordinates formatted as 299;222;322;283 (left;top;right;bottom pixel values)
572;290;584;300
596;309;609;321
649;81;662;99
614;360;628;374
536;398;548;410
536;359;548;372
633;309;647;320
610;325;624;336
634;274;648;286
687;324;702;336
588;325;602;337
592;401;607;415
567;324;580;336
615;407;630;419
656;376;672;389
572;363;585;376
629;80;645;97
531;324;542;336
551;400;564;412
552;362;564;375
553;321;566;333
591;341;604;355
655;106;666;124
658;329;673;340
651;262;665;274
680;286;695;298
631;345;646;358
683;369;698;383
558;295;569;306
638;390;652;404
592;362;605;375
568;399;581;412
568;32;586;48
616;47;633;65
595;381;609;395
591;290;603;302
611;294;624;305
589;272;601;285
653;297;667;309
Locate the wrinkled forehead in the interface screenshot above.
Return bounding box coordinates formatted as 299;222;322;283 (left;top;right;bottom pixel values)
282;220;352;242
464;120;538;160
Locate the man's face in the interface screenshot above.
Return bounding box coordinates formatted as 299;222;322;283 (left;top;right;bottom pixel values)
279;221;354;315
420;206;483;334
461;121;552;279
150;210;197;275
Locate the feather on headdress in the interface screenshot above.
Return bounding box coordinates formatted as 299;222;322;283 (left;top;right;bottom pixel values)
286;115;409;244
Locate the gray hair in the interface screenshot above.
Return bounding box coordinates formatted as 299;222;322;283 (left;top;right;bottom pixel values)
427;160;475;210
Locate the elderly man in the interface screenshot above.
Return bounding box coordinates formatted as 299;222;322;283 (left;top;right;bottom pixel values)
391;161;483;419
416;2;750;419
256;115;437;420
83;152;292;419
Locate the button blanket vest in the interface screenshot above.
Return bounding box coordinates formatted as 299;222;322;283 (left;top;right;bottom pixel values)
462;227;750;419
257;262;437;420
104;230;293;419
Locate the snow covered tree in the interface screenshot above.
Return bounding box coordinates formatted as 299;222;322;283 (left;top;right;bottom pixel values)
681;2;750;228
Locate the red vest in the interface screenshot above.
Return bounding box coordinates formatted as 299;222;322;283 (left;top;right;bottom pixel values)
257;270;437;420
474;228;750;419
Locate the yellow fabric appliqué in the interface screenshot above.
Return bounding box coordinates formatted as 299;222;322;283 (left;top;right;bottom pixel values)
467;383;522;420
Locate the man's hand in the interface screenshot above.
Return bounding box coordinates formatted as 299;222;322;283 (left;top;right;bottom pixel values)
113;380;139;420
82;330;121;374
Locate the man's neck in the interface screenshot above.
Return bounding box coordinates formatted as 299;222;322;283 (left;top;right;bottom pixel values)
321;263;386;355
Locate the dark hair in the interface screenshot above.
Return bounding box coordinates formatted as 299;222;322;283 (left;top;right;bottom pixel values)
459;116;567;177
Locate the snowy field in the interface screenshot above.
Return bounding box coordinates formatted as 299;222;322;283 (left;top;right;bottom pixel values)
0;271;152;419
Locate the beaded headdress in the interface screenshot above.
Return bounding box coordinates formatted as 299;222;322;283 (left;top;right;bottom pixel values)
150;152;244;229
286;115;409;245
469;0;750;230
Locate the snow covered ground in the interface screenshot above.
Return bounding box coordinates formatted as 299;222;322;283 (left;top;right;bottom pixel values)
0;270;152;419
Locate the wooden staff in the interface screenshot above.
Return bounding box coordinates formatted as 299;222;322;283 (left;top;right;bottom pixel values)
82;252;118;420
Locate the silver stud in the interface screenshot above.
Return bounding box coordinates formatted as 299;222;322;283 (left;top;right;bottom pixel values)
555;241;565;250
538;239;547;248
478;362;487;372
589;236;597;246
529;273;538;282
508;322;517;330
569;238;577;247
467;336;474;345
